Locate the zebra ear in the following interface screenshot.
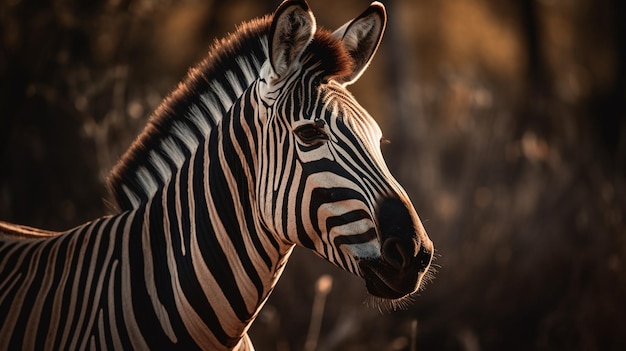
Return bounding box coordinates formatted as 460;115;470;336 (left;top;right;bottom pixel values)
269;0;316;79
332;2;386;86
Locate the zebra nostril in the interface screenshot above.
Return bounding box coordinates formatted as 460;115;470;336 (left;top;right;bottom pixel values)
381;237;416;271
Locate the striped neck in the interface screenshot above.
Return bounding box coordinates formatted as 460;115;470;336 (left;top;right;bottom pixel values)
142;81;294;349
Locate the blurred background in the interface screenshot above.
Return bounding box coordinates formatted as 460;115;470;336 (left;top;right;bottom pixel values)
1;0;624;349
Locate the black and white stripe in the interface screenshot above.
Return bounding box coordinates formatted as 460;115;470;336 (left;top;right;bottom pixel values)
0;1;433;350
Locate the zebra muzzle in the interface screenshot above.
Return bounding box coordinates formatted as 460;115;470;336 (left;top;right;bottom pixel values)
359;240;433;299
358;197;433;299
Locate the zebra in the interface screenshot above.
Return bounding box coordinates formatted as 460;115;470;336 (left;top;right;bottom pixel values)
0;1;434;350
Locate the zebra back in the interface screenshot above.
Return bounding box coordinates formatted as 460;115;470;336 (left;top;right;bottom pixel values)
0;222;61;240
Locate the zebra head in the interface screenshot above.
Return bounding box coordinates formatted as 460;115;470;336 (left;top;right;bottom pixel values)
256;0;434;301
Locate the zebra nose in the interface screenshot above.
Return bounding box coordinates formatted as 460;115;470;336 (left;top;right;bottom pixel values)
377;197;432;272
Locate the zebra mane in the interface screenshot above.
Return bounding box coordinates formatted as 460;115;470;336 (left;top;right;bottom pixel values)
107;14;353;211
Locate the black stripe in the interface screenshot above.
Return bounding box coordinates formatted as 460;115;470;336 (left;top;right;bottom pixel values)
205;130;262;319
96;217;122;350
0;241;28;324
144;193;187;348
35;235;70;349
111;213;133;348
327;209;374;269
308;186;370;265
52;222;102;349
334;120;388;194
230;98;276;268
333;228;378;252
183;135;239;346
295;181;315;250
7;243;44;350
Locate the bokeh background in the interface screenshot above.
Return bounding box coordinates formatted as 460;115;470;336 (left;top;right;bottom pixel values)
1;0;625;350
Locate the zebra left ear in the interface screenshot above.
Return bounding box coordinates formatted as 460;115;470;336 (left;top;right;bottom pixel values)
269;0;317;80
332;2;387;86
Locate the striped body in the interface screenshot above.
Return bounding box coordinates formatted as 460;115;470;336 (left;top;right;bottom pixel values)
0;1;434;350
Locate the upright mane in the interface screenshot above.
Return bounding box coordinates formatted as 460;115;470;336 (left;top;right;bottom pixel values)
106;16;272;211
107;14;352;211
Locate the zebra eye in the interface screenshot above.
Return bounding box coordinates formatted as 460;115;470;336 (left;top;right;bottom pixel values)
294;124;329;144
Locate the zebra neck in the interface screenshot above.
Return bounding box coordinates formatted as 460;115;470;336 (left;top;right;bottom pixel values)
148;93;294;346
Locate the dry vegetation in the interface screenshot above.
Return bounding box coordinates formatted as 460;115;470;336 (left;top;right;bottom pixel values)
1;0;624;350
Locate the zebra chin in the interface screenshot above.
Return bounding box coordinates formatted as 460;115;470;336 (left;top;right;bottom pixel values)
358;258;429;300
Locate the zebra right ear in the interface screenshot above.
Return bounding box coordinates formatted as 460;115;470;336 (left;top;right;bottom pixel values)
269;0;316;80
332;2;387;86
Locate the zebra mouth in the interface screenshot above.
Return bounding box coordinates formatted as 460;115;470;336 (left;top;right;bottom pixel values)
358;260;421;299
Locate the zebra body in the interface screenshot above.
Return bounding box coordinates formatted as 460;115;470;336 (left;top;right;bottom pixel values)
0;1;434;350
